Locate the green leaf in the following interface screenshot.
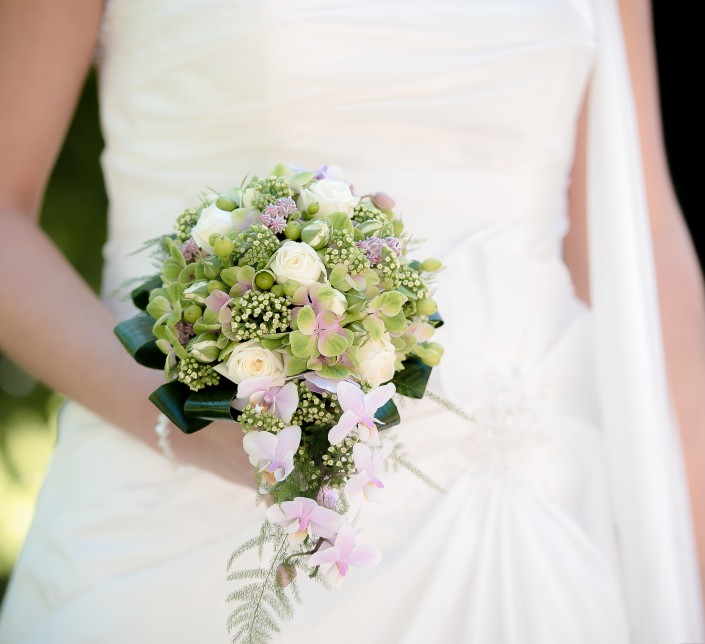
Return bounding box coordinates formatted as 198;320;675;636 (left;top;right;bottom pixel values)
260;332;289;351
296;305;316;336
369;291;406;317
291;171;316;186
130;275;162;311
383;310;407;333
149;381;211;433
391;356;432;399
290;330;316;358
184;382;241;423
286;355;309;377
362;315;385;341
114;315;165;369
318;333;348;357
317;362;350;380
376;399;401;430
329;264;350;292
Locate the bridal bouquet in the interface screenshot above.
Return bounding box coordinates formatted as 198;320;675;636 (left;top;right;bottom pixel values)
115;164;444;642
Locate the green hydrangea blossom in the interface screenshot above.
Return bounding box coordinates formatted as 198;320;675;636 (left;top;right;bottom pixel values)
176;355;221;391
230;290;290;341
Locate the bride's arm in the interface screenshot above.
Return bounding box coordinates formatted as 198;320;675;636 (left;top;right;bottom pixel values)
0;0;255;488
566;0;705;604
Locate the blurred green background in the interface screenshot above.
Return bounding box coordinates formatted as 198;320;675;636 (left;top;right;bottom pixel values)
0;69;107;602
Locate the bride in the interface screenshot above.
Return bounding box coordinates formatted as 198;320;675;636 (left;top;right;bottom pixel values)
0;0;703;642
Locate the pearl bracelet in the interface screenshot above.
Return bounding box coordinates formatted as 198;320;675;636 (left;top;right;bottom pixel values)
155;413;176;464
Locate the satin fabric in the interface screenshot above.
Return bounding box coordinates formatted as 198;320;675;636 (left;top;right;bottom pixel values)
0;0;701;642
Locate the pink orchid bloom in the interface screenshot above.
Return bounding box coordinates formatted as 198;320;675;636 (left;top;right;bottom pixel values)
328;381;396;445
205;288;231;312
233;376;299;423
308;523;381;587
266;497;344;546
303;372;342;394
345;440;393;503
242;425;301;487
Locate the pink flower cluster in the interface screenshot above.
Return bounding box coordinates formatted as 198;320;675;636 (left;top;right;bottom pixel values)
259;197;297;234
356;236;403;265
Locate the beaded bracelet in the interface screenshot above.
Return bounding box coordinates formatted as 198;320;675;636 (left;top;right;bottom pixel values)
155;413;177;464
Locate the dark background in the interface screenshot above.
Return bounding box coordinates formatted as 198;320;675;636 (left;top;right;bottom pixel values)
0;2;700;602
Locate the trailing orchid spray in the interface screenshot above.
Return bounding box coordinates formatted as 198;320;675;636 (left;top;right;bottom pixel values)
114;163;445;643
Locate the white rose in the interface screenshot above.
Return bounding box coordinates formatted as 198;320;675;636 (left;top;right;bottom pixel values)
214;340;287;385
357;333;397;387
330;289;348;317
191;203;235;254
270;241;326;286
296;179;358;217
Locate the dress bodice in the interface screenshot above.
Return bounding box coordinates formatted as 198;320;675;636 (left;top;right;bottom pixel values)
98;0;596;318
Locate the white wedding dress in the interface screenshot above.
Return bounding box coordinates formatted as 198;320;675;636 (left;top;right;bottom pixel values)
1;0;703;642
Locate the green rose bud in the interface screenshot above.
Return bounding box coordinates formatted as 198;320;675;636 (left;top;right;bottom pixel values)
416;297;438;316
421;258;443;272
284;220;302;240
183;304;203;324
207;280;227;293
213;235;234;258
215;196;236;211
301;221;330;250
254;270;275;291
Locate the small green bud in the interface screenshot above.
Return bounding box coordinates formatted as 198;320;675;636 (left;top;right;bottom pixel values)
215;196;236;211
207;280;227;293
392;219;404;236
270;284;284;297
421;258;443;272
213;235;234;258
183;304;203;324
301;221;330;250
307;202;320;216
254;271;275;291
416;297;438;316
282;280;301;298
409;260;423;271
284;220;302;240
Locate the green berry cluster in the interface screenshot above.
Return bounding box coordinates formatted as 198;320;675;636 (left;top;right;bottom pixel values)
374;245;402;288
290;381;341;428
239;404;287;434
230;290;290;341
322;230;370;275
399;262;430;317
177;355;221;391
322;436;358;483
247;176;293;211
234;223;281;270
174;208;200;244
